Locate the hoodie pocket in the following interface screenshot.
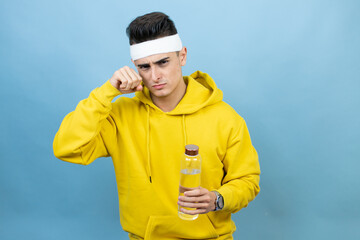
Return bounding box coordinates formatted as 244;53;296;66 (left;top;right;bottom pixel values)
144;214;219;240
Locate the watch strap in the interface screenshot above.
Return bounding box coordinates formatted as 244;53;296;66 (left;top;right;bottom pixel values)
212;191;224;211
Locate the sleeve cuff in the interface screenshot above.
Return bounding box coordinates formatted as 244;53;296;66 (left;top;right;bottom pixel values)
216;186;233;212
92;80;122;106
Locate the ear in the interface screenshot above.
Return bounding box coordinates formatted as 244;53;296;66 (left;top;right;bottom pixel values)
179;47;187;66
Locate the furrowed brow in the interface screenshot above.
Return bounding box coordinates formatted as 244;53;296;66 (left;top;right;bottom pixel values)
137;57;170;68
137;63;150;68
154;57;170;64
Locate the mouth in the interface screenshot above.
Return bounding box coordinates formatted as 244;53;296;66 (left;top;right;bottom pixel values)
152;83;166;90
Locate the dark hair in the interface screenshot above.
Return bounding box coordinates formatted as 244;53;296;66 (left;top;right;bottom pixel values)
126;12;178;45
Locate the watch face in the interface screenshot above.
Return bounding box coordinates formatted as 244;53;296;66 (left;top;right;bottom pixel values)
218;196;224;209
213;191;224;210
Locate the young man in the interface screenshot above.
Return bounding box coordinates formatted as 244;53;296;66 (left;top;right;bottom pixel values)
53;12;260;240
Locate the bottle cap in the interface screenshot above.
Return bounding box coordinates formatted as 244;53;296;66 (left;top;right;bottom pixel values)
185;144;199;156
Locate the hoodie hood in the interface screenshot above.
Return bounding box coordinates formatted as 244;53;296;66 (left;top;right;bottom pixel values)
135;71;223;114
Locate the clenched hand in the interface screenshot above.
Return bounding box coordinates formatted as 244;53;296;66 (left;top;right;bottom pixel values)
109;66;143;94
178;187;217;215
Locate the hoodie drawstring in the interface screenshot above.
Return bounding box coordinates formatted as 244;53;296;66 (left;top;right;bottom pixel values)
145;107;188;183
182;114;187;146
146;105;152;183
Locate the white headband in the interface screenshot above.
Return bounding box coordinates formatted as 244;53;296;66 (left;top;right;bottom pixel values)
130;34;183;60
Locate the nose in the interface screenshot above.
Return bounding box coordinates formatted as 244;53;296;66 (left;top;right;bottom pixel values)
151;66;161;82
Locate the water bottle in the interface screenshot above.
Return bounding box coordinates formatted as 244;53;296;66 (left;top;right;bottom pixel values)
178;144;201;220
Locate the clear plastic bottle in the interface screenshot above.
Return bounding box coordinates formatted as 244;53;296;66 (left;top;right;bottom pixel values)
178;144;201;220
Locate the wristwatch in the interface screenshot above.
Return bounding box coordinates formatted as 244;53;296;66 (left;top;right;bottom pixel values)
212;191;224;211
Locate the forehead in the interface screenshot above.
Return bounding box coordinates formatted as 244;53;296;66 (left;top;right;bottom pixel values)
134;52;177;65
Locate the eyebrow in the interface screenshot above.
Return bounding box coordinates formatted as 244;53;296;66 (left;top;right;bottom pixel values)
137;57;170;68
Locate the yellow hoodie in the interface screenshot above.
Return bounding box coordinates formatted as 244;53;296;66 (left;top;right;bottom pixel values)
53;71;260;239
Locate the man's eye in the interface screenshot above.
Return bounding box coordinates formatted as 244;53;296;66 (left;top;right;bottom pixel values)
139;65;150;70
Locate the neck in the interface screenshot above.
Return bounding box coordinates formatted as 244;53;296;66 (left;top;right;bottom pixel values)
151;80;187;112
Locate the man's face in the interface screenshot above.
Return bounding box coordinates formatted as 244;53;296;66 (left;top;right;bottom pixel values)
133;47;187;100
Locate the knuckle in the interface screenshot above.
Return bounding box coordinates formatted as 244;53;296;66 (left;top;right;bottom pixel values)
115;72;122;79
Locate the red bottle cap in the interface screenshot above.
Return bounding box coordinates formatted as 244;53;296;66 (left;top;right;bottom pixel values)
185;144;199;156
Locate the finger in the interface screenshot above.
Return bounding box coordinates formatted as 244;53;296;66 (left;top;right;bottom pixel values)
123;67;140;89
178;200;209;209
130;78;140;90
126;67;142;81
130;67;142;80
110;71;122;89
121;67;140;90
179;194;211;203
179;207;207;215
129;68;142;89
184;188;206;197
135;84;143;92
117;71;129;90
119;68;133;90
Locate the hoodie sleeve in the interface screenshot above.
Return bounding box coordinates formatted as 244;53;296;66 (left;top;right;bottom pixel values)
217;118;260;213
53;80;121;165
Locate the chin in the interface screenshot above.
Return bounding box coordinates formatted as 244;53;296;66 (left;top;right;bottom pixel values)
153;93;169;98
152;90;170;98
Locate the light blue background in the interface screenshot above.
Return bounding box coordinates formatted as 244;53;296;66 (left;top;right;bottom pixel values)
1;0;359;239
